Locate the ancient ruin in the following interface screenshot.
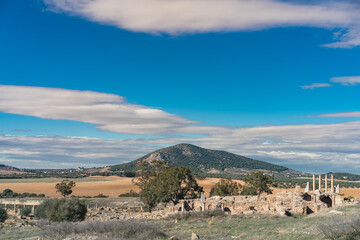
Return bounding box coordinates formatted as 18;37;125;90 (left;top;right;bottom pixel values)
1;174;349;220
171;174;345;217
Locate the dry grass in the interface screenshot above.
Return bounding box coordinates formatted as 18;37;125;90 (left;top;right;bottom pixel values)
0;176;137;197
36;219;167;239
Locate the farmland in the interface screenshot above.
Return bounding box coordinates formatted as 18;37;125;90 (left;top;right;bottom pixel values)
1;176;360;198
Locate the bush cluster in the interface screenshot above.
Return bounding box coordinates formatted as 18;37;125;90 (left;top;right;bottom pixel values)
35;198;87;222
36;220;166;239
0;207;8;223
0;189;45;198
118;190;139;197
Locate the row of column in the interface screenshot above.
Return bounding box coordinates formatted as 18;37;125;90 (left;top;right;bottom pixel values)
2;204;36;213
312;174;338;193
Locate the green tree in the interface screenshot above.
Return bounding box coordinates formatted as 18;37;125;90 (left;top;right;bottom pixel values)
156;166;203;204
240;186;258;195
134;160;167;211
55;180;76;197
0;207;8;223
210;178;242;196
134;161;202;211
243;171;275;196
20;207;32;217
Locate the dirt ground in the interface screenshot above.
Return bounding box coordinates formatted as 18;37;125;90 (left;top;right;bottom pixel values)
0;176;359;198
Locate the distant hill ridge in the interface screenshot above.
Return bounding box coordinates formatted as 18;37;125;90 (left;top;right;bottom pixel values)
110;143;289;173
0;164;27;174
0;164;20;171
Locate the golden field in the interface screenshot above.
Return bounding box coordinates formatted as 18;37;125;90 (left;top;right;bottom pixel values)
0;176;359;198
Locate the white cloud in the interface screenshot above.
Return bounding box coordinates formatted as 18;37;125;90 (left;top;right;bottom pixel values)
316;111;360;118
330;76;360;86
43;0;360;48
2;120;360;172
301;83;331;90
1;85;360;172
0;85;198;135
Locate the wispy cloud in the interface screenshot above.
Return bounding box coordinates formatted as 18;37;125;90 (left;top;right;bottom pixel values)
300;83;331;90
43;0;360;48
1;85;360;172
0;85;200;135
316;111;360;118
2;120;360;172
330;76;360;86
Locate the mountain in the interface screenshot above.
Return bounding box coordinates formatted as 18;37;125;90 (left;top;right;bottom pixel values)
0;164;28;175
110;143;290;174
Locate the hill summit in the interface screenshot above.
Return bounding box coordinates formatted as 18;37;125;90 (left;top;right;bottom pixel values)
110;143;289;174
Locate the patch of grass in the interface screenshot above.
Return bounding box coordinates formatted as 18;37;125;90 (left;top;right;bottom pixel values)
36;220;167;239
166;210;226;220
0;226;41;240
317;215;360;240
162;213;321;240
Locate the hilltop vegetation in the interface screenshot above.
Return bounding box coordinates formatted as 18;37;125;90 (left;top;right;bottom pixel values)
111;143;289;174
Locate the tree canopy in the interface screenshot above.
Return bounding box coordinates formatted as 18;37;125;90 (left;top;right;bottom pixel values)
210;178;242;196
134;161;203;211
55;180;76;197
243;171;275;196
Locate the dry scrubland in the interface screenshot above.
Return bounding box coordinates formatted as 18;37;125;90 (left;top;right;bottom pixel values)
1;204;360;239
1;176;360;198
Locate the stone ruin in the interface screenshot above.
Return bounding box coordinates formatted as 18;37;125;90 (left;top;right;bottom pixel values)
86;174;348;220
0;174;349;221
169;174;345;217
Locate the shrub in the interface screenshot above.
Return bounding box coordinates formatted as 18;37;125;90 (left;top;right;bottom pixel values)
317;215;360;240
35;198;87;222
37;220;166;239
20;207;32;217
118;190;139;197
210;178;241;197
0;207;8;222
124;171;136;177
93;193;108;198
0;188;45;198
240;186;258;195
1;188;16;198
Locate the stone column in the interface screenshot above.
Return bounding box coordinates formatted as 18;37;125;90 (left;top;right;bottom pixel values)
305;182;309;192
32;205;35;214
313;174;316;191
181;201;185;213
325;175;328;192
331;174;334;193
318;174;322;191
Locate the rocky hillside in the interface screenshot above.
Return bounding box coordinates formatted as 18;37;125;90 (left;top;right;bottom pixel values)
110;143;289;174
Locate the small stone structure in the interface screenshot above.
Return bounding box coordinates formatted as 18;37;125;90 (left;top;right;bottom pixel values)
0;199;41;214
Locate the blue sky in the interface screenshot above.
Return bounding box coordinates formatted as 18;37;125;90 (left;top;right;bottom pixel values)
1;0;360;173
